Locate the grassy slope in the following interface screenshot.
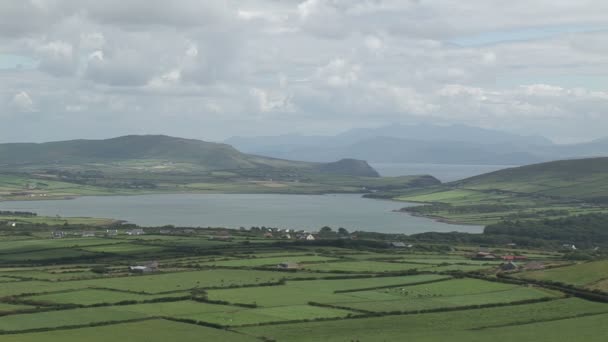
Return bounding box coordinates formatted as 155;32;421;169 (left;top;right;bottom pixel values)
0;136;442;200
392;157;608;224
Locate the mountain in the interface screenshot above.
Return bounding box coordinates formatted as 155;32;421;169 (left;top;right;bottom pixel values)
227;124;608;166
225;124;557;165
0;135;379;178
315;159;380;177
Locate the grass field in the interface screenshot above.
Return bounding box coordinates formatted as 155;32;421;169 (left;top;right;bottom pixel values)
207;275;451;307
514;260;608;290
0;228;605;340
237;298;608;341
22;289;190;306
0;319;260;342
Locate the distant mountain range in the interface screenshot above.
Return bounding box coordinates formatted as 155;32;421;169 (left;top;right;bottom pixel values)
226;124;608;165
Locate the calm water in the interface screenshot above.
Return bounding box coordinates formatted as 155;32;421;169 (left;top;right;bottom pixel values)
371;163;516;182
0;194;482;234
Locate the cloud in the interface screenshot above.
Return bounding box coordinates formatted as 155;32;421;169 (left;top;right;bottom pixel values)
0;1;607;143
35;40;76;75
11;91;36;112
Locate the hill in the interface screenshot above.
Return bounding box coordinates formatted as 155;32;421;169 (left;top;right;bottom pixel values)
0;135;440;199
378;157;608;225
451;157;608;201
0;135;379;176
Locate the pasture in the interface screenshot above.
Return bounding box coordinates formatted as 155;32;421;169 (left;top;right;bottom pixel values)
0;228;605;341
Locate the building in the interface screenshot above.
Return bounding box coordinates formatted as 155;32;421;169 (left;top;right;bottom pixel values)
277;262;301;270
305;234;316;241
81;231;96;237
264;232;274;238
472;251;497;260
500;262;519;271
501;255;528;261
105;229;118;236
129;260;159;273
389;242;414;248
51;231;65;239
523;261;545;271
127;228;145;236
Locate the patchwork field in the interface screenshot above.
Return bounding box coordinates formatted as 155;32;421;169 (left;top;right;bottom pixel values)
0;229;605;340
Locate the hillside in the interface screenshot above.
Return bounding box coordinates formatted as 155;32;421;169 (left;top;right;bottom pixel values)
0;135;378;176
0;135;441;200
452;157;608;201
382;157;608;225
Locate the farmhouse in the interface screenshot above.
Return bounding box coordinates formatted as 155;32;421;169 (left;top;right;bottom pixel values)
500;262;519;271
51;231;65;239
129;261;159;273
106;229;118;236
501;255;528;261
389;242;414;248
127;228;145;236
264;232;274;238
277;262;301;270
81;231;96;237
472;251;498;260
523;261;545;271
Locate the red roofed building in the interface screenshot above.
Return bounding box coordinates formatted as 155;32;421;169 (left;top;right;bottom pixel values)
501;255;528;261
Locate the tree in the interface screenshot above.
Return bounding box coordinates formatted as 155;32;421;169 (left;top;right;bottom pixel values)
319;226;333;236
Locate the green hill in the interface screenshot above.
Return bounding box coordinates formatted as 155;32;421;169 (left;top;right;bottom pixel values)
389;157;608;225
0;135;438;199
451;157;608;201
0;135;299;171
0;135;378;176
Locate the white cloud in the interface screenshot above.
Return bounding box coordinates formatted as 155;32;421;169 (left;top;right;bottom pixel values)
11;91;36;112
316;58;361;87
0;1;607;142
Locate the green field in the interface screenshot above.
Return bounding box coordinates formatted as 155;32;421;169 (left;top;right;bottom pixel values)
514;260;608;290
0;226;606;340
0;319;259;342
23;289;190;306
207;275;451;307
237;298;608;341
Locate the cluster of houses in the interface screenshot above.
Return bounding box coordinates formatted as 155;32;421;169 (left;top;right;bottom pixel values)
50;228;145;239
470;249;546;272
258;228;316;241
388;242;414;249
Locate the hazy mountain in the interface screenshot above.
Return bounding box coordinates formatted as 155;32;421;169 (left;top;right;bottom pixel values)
226;124;608;165
0;135;380;178
226;124;554;164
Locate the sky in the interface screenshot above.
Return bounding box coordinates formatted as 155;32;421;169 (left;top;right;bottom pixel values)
0;0;607;144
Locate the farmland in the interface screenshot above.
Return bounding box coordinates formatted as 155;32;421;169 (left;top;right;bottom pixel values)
0;224;606;340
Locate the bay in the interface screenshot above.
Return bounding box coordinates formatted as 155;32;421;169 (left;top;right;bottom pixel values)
0;193;482;234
